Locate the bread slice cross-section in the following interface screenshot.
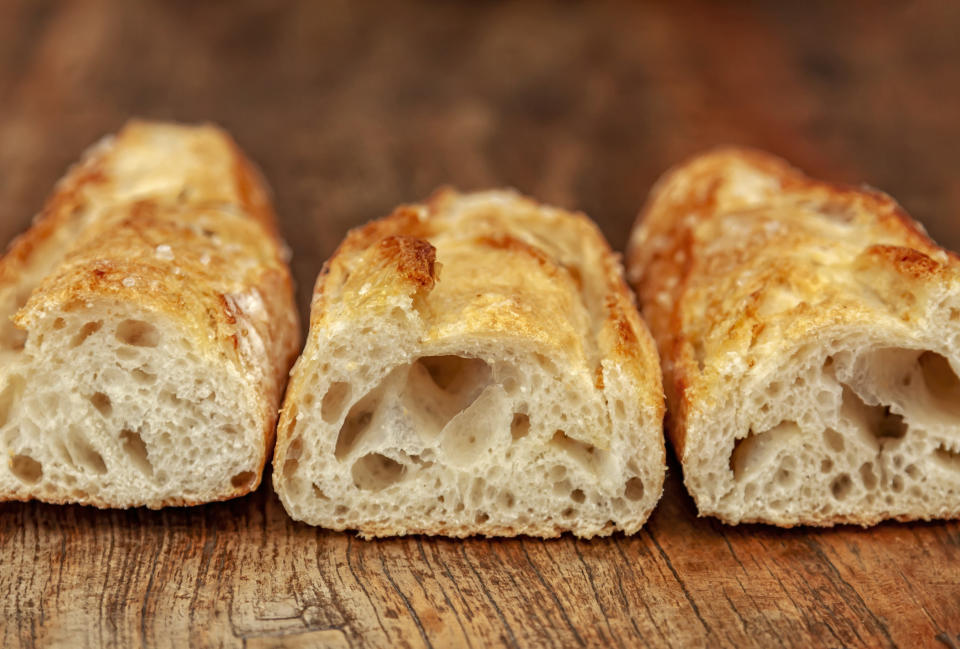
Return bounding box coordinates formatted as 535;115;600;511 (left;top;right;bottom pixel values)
0;120;300;508
627;148;960;526
274;189;665;537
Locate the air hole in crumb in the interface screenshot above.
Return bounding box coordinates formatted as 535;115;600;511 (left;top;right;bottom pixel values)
117;347;137;361
321;381;351;424
775;467;794;487
550;430;604;473
830;473;853;501
892;475;905;492
875;407;906;439
571;488;585;503
919;351;960;408
336;409;373;460
132;368;157;385
419;355;491;392
823;428;845;453
71;321;102;347
820;458;834;474
312;484;329;500
534;352;554;371
283;437;302;478
933;444;960;472
498;492;515;509
335;505;348;515
553;478;572;496
90;392;112;417
335;381;384;461
231;471;256;489
624;477;644;501
351;453;405;491
905;463;919;479
0;375;25;426
10;454;42;484
68;429;107;475
475;512;490;524
116;319;159;347
510;413;530;441
409;354;494;437
53;318;66;330
842;386;907;440
730;430;759;481
859;462;877;490
120;429;152;476
562;507;575;518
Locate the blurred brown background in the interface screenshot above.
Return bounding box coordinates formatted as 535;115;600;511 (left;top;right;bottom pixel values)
2;0;959;315
2;2;960;648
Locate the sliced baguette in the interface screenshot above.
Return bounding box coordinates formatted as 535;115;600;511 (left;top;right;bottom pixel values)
627;148;960;526
0;120;300;508
274;189;665;538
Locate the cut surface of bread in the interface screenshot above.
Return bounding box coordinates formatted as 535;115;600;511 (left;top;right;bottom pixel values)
274;189;665;538
0;120;300;508
627;148;960;526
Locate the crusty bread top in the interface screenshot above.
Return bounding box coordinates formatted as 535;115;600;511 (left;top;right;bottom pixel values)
0;121;300;479
626;148;959;461
310;188;664;433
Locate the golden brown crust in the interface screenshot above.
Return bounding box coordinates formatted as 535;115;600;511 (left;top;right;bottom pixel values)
0;120;300;508
627;148;960;526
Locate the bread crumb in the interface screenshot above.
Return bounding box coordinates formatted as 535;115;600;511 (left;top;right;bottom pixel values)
155;244;174;261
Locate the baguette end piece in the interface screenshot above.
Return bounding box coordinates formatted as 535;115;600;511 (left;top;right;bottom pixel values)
0;121;300;508
629;148;960;527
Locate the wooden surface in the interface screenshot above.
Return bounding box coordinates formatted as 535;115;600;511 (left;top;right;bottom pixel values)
1;1;959;647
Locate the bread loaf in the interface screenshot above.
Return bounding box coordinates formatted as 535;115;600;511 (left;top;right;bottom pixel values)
0;120;300;508
274;189;665;537
627;148;960;526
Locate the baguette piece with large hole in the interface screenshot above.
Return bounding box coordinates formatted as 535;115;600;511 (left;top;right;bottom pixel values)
0;120;300;508
626;148;960;526
274;189;665;537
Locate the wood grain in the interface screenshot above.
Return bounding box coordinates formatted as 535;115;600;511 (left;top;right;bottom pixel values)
1;1;959;647
3;466;959;648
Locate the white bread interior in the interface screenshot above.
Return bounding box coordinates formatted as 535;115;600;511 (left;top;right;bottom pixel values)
627;148;960;526
275;190;665;538
0;121;299;508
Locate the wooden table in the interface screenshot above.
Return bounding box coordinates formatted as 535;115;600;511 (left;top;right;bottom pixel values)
1;2;959;647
